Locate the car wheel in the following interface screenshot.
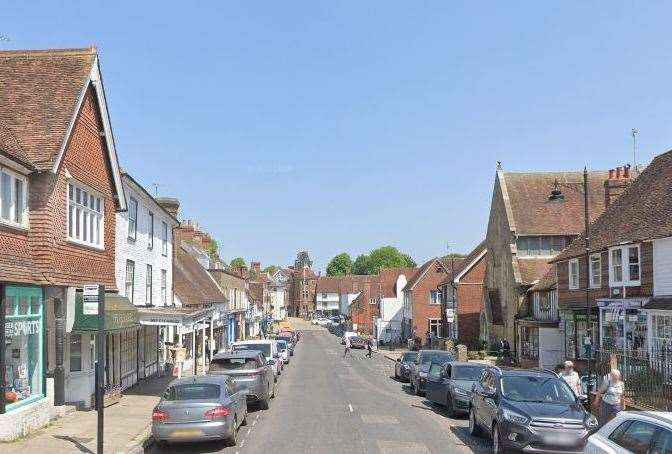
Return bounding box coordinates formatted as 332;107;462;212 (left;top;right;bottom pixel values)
492;423;502;454
445;393;455;417
241;411;248;426
271;382;276;398
225;417;238;446
469;407;482;437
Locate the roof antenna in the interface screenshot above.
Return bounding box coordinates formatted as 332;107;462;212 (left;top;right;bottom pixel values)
496;161;502;170
151;183;160;197
631;128;639;171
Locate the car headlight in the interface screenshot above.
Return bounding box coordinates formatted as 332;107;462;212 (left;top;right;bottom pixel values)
453;387;469;397
585;415;599;429
501;408;529;425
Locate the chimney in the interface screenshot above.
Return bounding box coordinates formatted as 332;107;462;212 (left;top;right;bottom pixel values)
251;262;261;273
604;166;633;208
157;197;179;219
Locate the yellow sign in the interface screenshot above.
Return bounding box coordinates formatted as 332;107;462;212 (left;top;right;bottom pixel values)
174;347;187;363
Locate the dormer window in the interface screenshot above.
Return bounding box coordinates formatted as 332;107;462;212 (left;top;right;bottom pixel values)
0;168;28;228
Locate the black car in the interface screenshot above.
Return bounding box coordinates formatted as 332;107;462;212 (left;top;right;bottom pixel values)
468;367;599;453
394;352;418;382
425;361;486;416
408;350;455;396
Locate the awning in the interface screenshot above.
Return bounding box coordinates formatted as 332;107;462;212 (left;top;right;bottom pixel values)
72;293;140;332
137;306;214;327
643;297;672;311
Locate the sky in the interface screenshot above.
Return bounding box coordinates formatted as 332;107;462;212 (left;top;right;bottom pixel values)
4;2;672;271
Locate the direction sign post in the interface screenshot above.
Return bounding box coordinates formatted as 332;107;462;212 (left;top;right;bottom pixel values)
85;284;106;454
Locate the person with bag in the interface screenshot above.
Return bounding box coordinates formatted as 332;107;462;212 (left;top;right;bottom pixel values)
594;369;624;425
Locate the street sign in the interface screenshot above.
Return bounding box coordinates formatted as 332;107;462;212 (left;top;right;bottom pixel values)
446;308;455;323
83;284;100;315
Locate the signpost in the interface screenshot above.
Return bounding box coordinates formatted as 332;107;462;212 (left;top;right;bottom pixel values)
85;284;105;454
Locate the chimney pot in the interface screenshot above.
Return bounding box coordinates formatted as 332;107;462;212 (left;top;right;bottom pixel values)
609;169;615;179
623;166;630;179
616;167;622;179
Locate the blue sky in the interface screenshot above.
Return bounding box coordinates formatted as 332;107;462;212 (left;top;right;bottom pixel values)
5;2;672;271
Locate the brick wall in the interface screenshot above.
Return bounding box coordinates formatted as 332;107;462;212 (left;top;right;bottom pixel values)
349;281;381;334
456;254;485;347
410;263;448;337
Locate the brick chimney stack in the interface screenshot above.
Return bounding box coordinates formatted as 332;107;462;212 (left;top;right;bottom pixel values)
157;197;179;219
250;262;261;273
604;165;633;208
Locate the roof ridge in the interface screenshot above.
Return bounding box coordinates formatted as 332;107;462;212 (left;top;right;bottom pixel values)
503;169;609;175
0;47;97;58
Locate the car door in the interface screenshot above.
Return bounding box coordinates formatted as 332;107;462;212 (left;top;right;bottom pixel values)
608;419;659;454
471;370;487;424
482;371;499;433
425;362;443;403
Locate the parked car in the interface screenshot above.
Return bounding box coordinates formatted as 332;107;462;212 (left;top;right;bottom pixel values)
341;331;358;344
408;350;455;396
276;339;290;364
349;336;367;349
469;367;598;453
152;375;247;447
584;411;672;454
275;335;294;356
425;361;486;416
314;318;331;326
231;340;282;379
208;351;275;410
394;352;418;382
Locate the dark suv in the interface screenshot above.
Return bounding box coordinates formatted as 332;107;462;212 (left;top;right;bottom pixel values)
468;367;599;453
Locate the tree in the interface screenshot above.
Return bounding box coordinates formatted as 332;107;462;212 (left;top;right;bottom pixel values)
294;251;313;269
207;238;219;257
230;257;247;269
402;254;417;267
352;254;371;275
263;265;279;275
326;253;353;276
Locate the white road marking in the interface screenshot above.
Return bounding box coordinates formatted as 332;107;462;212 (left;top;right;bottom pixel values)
240;440;245;447
252;419;257;426
348;403;354;413
246;428;251;435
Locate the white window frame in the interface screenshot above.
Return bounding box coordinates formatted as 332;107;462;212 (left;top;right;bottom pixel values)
146;264;153;305
429;289;441;305
428;318;441;337
127;197;138;240
589;254;602;288
66;180;104;249
0;167;29;229
160;269;167;305
125;260;135;303
609;244;641;287
147;210;154;250
568;259;580;290
161;221;168;256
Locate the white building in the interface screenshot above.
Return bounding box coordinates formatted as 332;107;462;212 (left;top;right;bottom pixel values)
376;273;410;343
115;173;178;385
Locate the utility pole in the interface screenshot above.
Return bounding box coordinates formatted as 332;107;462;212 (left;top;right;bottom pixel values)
631;128;639;170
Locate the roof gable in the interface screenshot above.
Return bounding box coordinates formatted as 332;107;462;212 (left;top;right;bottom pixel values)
438;241;486;286
404;258;449;291
175;243;228;306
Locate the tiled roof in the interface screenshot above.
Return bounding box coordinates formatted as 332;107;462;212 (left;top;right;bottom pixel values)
528;267;557;292
517;258;553;286
438;241;486;286
316;274;382;295
501;170;610;235
0;48;96;170
404;258;449;290
248;282;264;304
379;267;418;298
175;243;228;306
554;150;672;261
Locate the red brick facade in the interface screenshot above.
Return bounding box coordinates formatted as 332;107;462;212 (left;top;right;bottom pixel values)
349;278;382;335
454;254;485;347
407;260;449;338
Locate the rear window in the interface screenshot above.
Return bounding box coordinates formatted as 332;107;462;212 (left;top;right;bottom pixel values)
277;336;292;343
402;353;417;362
210;357;258;371
164;383;220;401
453;366;485;381
233;343;271;357
421;352;454;364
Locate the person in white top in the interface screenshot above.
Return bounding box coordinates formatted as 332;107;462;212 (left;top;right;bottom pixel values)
560;360;582;396
595;369;624;425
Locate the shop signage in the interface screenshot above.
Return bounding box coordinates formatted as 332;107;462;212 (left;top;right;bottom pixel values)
596;298;645;309
83;284;100;315
446;309;455;323
5;319;41;337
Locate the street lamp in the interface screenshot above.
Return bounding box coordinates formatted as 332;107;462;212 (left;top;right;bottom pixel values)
548;167;594;405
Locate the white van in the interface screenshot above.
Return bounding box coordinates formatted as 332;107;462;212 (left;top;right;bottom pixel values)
231;340;282;379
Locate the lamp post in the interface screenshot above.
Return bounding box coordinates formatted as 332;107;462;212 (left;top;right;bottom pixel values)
548;167;594;405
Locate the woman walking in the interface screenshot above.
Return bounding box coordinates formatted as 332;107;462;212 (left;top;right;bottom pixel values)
595;369;624;425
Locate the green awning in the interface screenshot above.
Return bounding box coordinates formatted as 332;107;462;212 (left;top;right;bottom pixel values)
72;293;140;332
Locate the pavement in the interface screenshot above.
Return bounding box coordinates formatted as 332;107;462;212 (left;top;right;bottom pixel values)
1;373;174;454
146;318;491;454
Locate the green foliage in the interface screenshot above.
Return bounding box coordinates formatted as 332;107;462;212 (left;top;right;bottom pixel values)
263;265;280;275
352;254;371;275
402;254;416;267
443;253;466;259
207;238;219;257
326;253;353;276
230;257;247;269
352;246;416;275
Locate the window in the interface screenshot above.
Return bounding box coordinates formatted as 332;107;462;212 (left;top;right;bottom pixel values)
517;235;572;256
147;211;154;250
569;259;579;290
161;269;167;305
429;290;441;305
652;428;672;454
69;334;82;372
67;182;103;248
0;168;28;227
146;264;153;305
590;254;601;288
127;197;138;240
161;221;168;256
125;260;135;302
369;297;377;305
428;318;441;337
610;245;641;286
609;420;658;454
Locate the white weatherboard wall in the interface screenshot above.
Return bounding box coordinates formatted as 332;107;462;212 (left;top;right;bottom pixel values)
653;237;672;296
340;292;360;315
316;292;339;312
538;327;563;369
115;176;175;306
377;274;408;342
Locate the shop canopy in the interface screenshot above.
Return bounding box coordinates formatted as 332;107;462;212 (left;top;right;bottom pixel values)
72;293;140;332
137;306;215;327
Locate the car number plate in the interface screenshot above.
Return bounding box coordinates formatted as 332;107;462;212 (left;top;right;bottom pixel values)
543;433;574;446
172;429;203;438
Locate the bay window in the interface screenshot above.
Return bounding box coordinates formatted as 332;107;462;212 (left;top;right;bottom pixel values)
67;181;103;248
569;259;579;289
0;168;28;228
590;254;601;288
609;245;640;286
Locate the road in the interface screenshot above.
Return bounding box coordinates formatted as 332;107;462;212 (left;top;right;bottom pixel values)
147;323;491;454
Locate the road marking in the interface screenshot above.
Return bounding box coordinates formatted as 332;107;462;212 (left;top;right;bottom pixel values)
240;440;245;447
252;419;257;426
348;403;354;413
255;414;260;420
246;428;251;435
377;440;429;454
360;414;399;424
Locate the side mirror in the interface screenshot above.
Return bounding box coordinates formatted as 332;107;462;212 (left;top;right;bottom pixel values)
578;395;588;404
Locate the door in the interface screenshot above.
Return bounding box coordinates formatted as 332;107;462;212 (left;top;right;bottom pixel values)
425;362;444;404
482;371;498;433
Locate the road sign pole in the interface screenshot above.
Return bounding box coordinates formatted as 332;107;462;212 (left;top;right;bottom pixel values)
94;285;106;454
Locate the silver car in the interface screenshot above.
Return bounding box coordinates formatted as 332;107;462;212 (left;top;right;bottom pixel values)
152;375;247;447
209;351;275;409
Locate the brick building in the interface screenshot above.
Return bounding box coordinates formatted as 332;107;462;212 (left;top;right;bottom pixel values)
288;265;317;317
0;48;132;440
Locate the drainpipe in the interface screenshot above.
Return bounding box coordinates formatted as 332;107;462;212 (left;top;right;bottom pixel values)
54;297;65;406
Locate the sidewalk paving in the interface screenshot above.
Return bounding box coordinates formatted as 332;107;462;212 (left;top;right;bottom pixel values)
377;349;408;362
1;374;174;454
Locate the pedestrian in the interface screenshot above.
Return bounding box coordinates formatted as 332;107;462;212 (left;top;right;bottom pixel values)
559;360;582;396
425;331;431;348
343;336;352;358
595;369;624;425
366;339;373;358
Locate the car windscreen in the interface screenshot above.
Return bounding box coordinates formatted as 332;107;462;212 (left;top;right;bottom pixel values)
452;366;485;381
402;353;417;362
420;352;454;365
233;344;271;357
501;376;576;403
209;357;258;371
164;383;220;401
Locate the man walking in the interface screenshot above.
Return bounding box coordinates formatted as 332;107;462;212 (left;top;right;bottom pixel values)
343;336;352;358
366;339;373;358
560;360;582;396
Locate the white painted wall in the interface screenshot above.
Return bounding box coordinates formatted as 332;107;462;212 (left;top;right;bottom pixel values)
538;327;564;369
270;288;286;320
115;176;176;306
654;237;672;296
340;292;360;315
316;292;340;311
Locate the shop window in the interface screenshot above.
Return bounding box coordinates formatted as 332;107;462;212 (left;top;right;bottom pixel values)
69;334;82;372
3;286;44;412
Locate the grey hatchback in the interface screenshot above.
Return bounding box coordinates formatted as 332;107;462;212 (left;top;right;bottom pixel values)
425;361;486;416
209;351;275;410
152;375;247;447
408;350;455;396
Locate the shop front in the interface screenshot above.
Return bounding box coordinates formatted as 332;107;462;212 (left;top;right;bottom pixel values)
597;298;648;357
0;285;49;441
644;297;672;357
560;307;599;369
